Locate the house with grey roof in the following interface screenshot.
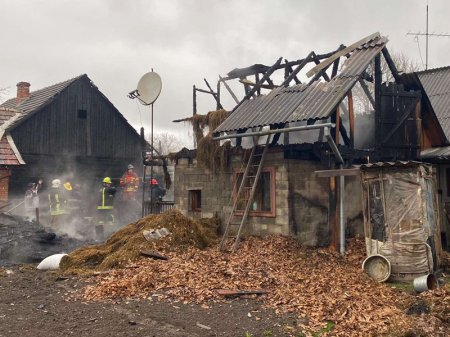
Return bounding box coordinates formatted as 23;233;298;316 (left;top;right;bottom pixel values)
0;75;145;203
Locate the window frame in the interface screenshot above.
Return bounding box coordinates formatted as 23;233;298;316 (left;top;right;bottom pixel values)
232;167;276;217
188;189;202;212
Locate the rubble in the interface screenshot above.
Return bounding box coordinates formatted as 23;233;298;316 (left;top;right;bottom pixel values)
0;212;88;265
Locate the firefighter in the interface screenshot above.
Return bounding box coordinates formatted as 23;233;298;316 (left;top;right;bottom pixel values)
48;179;68;229
120;164;139;200
148;178;165;214
95;177;116;240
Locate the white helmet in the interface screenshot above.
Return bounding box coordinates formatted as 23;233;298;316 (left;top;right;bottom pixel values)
128;164;134;170
52;179;61;188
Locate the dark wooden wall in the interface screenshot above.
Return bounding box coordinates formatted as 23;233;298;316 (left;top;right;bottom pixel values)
376;83;422;160
11;76;143;158
8;76;144;195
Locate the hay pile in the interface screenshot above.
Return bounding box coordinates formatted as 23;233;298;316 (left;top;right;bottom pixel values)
60;210;217;273
188;109;232;171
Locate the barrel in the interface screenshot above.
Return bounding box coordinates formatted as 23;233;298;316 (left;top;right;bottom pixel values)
362;254;391;282
413;274;438;293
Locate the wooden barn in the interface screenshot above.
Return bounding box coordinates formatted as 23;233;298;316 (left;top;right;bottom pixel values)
0;75;145;199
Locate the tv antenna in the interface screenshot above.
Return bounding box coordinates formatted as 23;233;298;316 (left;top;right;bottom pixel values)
128;70;163;216
407;1;450;70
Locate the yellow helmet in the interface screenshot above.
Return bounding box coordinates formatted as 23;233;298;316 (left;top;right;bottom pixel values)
103;177;112;184
63;182;72;191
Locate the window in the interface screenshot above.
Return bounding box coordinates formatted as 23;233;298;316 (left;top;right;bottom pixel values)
78;109;87;119
233;168;275;216
189;190;201;212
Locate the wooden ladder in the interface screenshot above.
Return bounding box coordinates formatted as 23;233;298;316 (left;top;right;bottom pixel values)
220;135;270;252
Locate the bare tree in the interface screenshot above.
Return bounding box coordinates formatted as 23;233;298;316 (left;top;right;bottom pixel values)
352;51;421;115
0;87;9;103
146;132;184;155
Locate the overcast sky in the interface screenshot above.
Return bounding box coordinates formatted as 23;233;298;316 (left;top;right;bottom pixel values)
1;0;449;147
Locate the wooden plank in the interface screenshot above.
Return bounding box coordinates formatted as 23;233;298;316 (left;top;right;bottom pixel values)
216;289;268;297
358;79;375;109
219;75;239;104
348;91;355;148
193;85;197;115
281;52;313;86
139;250;168;260
335;106;340;145
306;32;380;78
374;55;382;145
239;79;277;90
315;168;360;178
232;57;283;112
381;47;402;84
381;98;420;145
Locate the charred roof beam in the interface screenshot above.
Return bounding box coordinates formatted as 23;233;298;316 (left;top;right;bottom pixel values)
281;52;314;87
381;47;403;84
232;57;283;113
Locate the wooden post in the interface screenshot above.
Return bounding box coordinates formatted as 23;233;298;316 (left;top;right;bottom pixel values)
329;174;338;250
335;106;340;145
216;80;221;110
415;99;422;158
374;55;382;146
348;91;355;149
193;85;197;115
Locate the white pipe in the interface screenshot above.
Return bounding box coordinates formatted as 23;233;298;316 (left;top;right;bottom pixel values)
213;123;335;141
340;165;345;255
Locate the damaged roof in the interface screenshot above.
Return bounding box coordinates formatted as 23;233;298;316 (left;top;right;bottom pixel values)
415;67;450;140
214;34;388;135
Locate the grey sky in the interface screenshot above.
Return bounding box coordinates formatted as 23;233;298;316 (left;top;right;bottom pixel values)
1;0;449;146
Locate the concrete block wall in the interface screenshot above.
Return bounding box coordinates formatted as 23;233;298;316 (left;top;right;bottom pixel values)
286;160;330;246
173;158;232;219
173;152;364;246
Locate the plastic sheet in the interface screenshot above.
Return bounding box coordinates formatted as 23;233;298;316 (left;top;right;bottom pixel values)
361;163;442;281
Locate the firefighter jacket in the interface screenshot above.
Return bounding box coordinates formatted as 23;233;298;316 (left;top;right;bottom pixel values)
120;171;139;193
97;186;116;210
48;188;68;216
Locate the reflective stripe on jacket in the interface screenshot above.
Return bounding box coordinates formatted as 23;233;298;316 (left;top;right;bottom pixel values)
120;172;139;192
97;187;116;210
48;189;68;216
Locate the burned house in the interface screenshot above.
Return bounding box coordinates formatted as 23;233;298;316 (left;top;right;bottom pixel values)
172;33;438;252
0;75;145;199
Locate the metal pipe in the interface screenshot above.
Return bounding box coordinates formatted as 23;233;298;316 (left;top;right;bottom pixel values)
213;123;335;141
324;127;344;164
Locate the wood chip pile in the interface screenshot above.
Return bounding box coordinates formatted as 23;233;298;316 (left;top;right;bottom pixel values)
64;212;449;336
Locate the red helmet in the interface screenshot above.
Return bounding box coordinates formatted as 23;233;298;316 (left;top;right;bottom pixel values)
150;178;158;185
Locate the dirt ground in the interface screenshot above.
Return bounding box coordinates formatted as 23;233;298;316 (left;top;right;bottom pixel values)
0;265;299;337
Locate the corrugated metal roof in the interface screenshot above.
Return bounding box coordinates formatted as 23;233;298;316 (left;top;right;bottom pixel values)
416;67;450;140
359;160;424;169
420;146;450;160
215;35;388;134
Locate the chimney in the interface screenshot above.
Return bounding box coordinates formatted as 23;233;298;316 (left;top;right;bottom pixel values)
16;82;31;104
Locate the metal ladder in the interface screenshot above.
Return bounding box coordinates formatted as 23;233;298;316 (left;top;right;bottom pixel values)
220;135;270;252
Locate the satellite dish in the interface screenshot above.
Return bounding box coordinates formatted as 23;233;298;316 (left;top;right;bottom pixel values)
136;72;162;105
